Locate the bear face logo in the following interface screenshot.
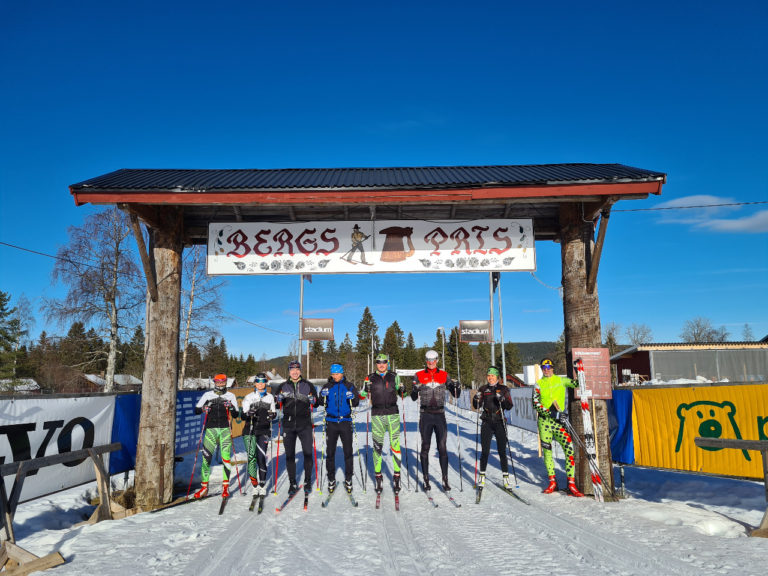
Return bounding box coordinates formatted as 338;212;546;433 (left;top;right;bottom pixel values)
675;400;751;461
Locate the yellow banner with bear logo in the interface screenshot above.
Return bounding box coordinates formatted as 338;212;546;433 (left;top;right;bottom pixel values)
631;384;768;478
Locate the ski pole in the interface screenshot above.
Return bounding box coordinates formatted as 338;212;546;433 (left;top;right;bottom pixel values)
474;397;480;487
455;333;464;492
400;389;411;491
365;405;370;492
415;396;421;492
312;406;319;491
498;398;520;488
227;407;244;495
319;410;327;493
453;390;464;492
268;414;274;492
185;410;209;499
273;416;282;495
350;398;366;492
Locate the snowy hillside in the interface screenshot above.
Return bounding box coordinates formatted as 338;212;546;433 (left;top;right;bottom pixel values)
11;399;767;575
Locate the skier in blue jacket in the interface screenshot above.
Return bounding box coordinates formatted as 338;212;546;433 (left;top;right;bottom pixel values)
319;363;360;493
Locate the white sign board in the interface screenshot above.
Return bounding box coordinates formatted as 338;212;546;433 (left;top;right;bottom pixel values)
208;219;535;275
506;387;537;433
1;396;115;502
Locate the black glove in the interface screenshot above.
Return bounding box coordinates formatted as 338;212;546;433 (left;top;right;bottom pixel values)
548;405;562;421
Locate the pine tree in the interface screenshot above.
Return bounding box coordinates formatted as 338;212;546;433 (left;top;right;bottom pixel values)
355;307;380;373
339;333;356;382
382;321;405;368
310;340;325;378
403;332;418;368
0;291;16;379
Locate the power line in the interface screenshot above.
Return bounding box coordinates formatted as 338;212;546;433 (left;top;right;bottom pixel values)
612;200;768;212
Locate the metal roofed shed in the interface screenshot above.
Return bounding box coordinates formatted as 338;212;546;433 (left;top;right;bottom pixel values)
611;342;768;385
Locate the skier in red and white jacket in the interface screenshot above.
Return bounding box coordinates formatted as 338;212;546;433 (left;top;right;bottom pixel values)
411;349;461;492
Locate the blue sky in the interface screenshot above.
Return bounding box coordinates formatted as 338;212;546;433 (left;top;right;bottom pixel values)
1;1;766;360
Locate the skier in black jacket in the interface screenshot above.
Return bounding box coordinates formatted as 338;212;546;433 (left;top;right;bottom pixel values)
472;366;514;489
319;363;360;493
273;360;319;496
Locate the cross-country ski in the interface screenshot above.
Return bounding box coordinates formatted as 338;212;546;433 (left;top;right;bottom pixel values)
275;485;304;513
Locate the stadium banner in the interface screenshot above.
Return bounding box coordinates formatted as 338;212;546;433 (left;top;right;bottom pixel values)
207;219;535;275
302;318;334;341
459;320;492;343
631;384;768;479
1;395;115;502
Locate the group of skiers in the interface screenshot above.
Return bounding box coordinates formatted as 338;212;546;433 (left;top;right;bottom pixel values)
192;352;586;501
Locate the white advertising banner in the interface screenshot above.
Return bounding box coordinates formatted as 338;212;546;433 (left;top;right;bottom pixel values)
506;387;538;433
208;219;535;275
0;396;116;502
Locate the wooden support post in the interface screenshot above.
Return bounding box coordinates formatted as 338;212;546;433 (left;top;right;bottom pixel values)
135;208;183;509
1;541;65;575
87;449;112;523
127;210;159;303
559;203;614;499
586;206;611;294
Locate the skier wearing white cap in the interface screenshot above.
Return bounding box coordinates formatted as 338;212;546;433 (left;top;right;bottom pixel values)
411;349;461;491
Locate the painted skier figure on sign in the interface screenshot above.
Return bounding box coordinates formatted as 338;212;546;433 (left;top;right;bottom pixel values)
240;373;276;496
343;224;370;265
532;358;584;497
411;349;461;492
193;373;239;499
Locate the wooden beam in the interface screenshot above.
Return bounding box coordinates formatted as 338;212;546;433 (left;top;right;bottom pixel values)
587;204;612;294
72;180;664;206
128;212;158;303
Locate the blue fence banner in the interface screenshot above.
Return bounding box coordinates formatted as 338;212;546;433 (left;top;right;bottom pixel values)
176;390;206;455
608;389;634;464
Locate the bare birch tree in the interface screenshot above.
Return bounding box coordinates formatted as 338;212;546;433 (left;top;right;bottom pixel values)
178;245;226;389
44;207;144;392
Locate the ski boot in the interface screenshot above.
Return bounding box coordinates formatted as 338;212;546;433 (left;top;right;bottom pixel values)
288;483;299;496
328;479;336;494
194;481;209;499
255;483;266;496
442;476;451;492
250;475;259;488
375;473;383;494
567;477;584;497
422;478;431;491
304;484;312;495
542;475;558;494
502;473;511;489
344;479;353;494
393;473;401;494
477;472;486;488
221;481;230;499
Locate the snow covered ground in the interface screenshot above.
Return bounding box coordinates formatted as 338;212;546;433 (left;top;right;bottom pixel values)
10;399;767;575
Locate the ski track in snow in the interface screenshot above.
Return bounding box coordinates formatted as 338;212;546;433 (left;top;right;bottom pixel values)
13;400;768;575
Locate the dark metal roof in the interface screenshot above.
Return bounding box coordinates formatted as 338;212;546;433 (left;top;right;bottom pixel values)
71;163;665;192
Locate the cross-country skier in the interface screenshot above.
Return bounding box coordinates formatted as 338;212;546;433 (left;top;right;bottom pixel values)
472;366;514;488
319;363;360;493
273;360;319;496
360;353;403;494
193;373;239;499
532;358;584;497
240;373;276;497
411;349;461;491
